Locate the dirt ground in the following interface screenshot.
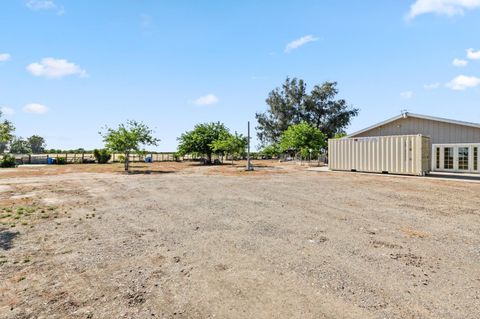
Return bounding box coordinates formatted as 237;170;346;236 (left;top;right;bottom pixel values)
1;161;479;319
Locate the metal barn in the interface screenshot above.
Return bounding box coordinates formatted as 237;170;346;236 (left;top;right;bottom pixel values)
330;112;480;175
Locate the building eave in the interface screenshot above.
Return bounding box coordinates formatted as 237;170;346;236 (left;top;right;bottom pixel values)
348;112;480;138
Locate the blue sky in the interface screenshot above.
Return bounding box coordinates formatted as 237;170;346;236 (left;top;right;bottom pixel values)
1;0;480;151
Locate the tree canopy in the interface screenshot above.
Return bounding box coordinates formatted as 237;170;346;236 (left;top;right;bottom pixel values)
279;122;326;159
27;135;47;153
100;120;159;171
177;122;230;164
259;143;281;158
211;132;247;163
256;78;359;145
9;137;32;154
0;111;15;153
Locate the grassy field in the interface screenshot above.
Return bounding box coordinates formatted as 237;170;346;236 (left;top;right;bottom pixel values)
1;161;479;318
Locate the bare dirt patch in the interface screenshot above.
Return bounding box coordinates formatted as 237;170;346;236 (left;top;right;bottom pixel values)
1;162;480;318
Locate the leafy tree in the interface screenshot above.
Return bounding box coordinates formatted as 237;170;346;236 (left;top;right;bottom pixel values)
47;149;63;154
9;137;32;154
279;122;326;159
177;122;230;164
256;77;358;145
334;132;347;139
93;149;112;164
27;135;46;153
211;132;247;164
100;120;160;171
259;144;281;158
0;154;16;168
0;111;15;153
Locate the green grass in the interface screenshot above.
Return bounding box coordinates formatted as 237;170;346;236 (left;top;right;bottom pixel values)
0;204;60;226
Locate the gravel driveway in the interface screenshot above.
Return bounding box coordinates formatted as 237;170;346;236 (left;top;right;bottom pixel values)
1;163;479;318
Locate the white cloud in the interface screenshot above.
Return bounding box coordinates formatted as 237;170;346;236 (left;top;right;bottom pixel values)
467;48;480;60
1;107;15;116
26;0;56;10
446;75;480;90
285;35;319;53
400;91;414;99
406;0;480;19
0;53;11;62
452;58;468;67
26;58;87;79
424;83;440;90
192;94;219;106
23;103;49;114
26;1;64;15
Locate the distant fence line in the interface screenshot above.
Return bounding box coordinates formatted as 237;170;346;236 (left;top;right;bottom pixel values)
11;152;272;165
12;152;188;165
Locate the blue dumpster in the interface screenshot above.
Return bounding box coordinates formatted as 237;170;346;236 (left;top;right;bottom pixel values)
47;157;56;165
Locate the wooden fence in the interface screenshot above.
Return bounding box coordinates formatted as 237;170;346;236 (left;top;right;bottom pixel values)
12;152;269;165
13;152;182;165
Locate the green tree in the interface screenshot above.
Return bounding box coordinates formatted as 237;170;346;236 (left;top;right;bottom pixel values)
9;137;32;154
334;132;347;139
100;120;160;171
279;122;326;159
93;149;112;164
177;122;230;164
211;132;247;164
27;135;47;153
0;111;15;153
256;78;358;145
259;144;281;158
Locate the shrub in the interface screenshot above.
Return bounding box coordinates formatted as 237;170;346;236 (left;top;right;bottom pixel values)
0;155;16;168
93;149;112;164
56;157;67;165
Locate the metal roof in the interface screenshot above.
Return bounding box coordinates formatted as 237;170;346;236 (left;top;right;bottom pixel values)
348;112;480;137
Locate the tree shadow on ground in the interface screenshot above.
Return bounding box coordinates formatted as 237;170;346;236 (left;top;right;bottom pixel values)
127;170;176;175
0;230;19;250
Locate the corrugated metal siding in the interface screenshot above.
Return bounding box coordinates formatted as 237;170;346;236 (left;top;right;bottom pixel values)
328;135;431;176
352;117;480;144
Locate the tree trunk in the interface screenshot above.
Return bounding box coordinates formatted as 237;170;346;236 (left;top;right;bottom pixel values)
206;153;212;165
124;152;129;171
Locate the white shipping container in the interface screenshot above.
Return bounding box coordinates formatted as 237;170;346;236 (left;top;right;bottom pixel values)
328;135;431;176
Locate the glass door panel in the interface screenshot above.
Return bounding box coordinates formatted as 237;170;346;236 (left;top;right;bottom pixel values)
458;147;469;170
444;147;454;170
474;147;478;171
435;147;441;169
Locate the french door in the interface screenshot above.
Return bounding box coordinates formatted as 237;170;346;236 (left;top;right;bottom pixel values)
432;144;480;173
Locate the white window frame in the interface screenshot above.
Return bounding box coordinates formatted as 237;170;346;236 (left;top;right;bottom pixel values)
432;143;480;173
